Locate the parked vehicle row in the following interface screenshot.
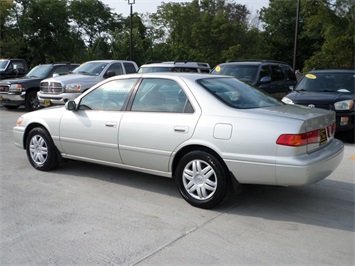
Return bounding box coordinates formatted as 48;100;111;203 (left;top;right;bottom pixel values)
0;63;79;110
1;59;354;141
282;68;355;142
38;60;138;107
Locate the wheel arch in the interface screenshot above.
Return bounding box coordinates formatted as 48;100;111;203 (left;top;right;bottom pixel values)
23;123;63;162
25;86;40;95
172;144;230;179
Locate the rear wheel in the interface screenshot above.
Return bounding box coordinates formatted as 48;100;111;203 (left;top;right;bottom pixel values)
175;150;229;209
26;127;59;171
25;91;40;111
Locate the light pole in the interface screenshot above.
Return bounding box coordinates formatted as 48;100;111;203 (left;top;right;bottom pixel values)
293;0;300;72
127;0;135;60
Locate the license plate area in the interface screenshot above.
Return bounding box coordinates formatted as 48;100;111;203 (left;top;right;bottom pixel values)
319;128;327;145
43;99;51;107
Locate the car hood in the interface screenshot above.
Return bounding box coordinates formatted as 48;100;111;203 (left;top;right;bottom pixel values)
42;74;101;86
0;76;42;85
285;91;354;104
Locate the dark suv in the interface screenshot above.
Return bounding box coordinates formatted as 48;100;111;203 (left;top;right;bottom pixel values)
282;69;354;142
211;60;297;99
0;63;79;110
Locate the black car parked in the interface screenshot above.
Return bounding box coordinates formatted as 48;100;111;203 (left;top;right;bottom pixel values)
0;63;79;110
282;69;354;142
211;60;297;99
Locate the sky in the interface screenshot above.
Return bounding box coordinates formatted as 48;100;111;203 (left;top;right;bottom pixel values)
101;0;269;17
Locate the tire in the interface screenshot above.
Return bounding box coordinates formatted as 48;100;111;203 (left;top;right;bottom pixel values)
175;150;229;209
25;91;40;111
26;127;59;171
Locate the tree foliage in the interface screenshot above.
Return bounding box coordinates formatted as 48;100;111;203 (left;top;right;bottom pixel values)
0;0;353;71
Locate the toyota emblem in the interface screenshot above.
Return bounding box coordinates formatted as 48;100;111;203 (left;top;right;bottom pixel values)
308;104;315;108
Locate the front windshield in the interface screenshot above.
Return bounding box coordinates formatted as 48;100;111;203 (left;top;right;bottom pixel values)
296;72;355;93
0;60;9;70
72;62;108;76
211;65;258;83
26;65;52;78
197;77;282;109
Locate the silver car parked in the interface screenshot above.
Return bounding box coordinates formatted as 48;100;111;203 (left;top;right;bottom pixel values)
13;73;344;209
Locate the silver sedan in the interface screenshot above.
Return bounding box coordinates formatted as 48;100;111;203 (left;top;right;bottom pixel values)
13;73;344;209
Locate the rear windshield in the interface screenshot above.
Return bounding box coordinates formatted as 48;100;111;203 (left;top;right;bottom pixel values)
197;77;282;109
296;72;355;93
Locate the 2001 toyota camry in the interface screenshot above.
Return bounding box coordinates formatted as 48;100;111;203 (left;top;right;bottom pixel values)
13;73;344;209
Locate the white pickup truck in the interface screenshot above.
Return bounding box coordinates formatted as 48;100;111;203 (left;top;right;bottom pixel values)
38;60;138;107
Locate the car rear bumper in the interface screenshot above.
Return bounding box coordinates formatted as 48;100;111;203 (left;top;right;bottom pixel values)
275;138;344;186
225;138;344;186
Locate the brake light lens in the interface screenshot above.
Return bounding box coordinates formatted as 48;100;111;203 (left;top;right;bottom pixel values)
277;129;320;146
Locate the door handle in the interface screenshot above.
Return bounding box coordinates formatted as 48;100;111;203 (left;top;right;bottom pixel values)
105;122;117;127
174;126;188;133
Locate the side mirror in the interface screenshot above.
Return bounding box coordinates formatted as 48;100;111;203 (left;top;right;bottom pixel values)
259;76;272;84
289;85;294;91
65;100;76;111
52;73;60;77
106;70;116;78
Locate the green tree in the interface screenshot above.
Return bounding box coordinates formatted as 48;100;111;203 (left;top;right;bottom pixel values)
303;0;354;70
1;0;85;66
68;0;124;60
149;0;254;66
259;0;304;68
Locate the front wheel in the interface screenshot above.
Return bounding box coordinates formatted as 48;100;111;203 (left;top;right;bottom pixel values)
26;127;59;171
25;91;40;111
175;150;229;209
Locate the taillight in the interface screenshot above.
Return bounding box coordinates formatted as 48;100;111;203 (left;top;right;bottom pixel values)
277;129;320;146
276;134;307;146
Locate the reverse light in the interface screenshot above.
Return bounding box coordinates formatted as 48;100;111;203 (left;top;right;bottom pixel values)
65;84;81;93
334;100;354;110
9;84;22;92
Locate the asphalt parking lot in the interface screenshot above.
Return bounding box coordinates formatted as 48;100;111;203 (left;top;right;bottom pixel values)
1;106;354;265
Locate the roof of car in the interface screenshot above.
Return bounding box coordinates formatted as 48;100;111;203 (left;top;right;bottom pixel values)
37;63;79;66
216;60;289;66
308;69;355;74
140;61;210;68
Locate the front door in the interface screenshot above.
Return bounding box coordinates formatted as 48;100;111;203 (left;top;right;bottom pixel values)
59;78;138;164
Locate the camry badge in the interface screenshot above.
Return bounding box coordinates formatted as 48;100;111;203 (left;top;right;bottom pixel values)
308;104;315;108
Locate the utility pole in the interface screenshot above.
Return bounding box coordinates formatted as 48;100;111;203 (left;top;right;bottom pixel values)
293;0;300;72
127;0;135;60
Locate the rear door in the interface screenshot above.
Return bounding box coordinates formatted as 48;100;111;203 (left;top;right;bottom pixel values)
119;77;201;173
